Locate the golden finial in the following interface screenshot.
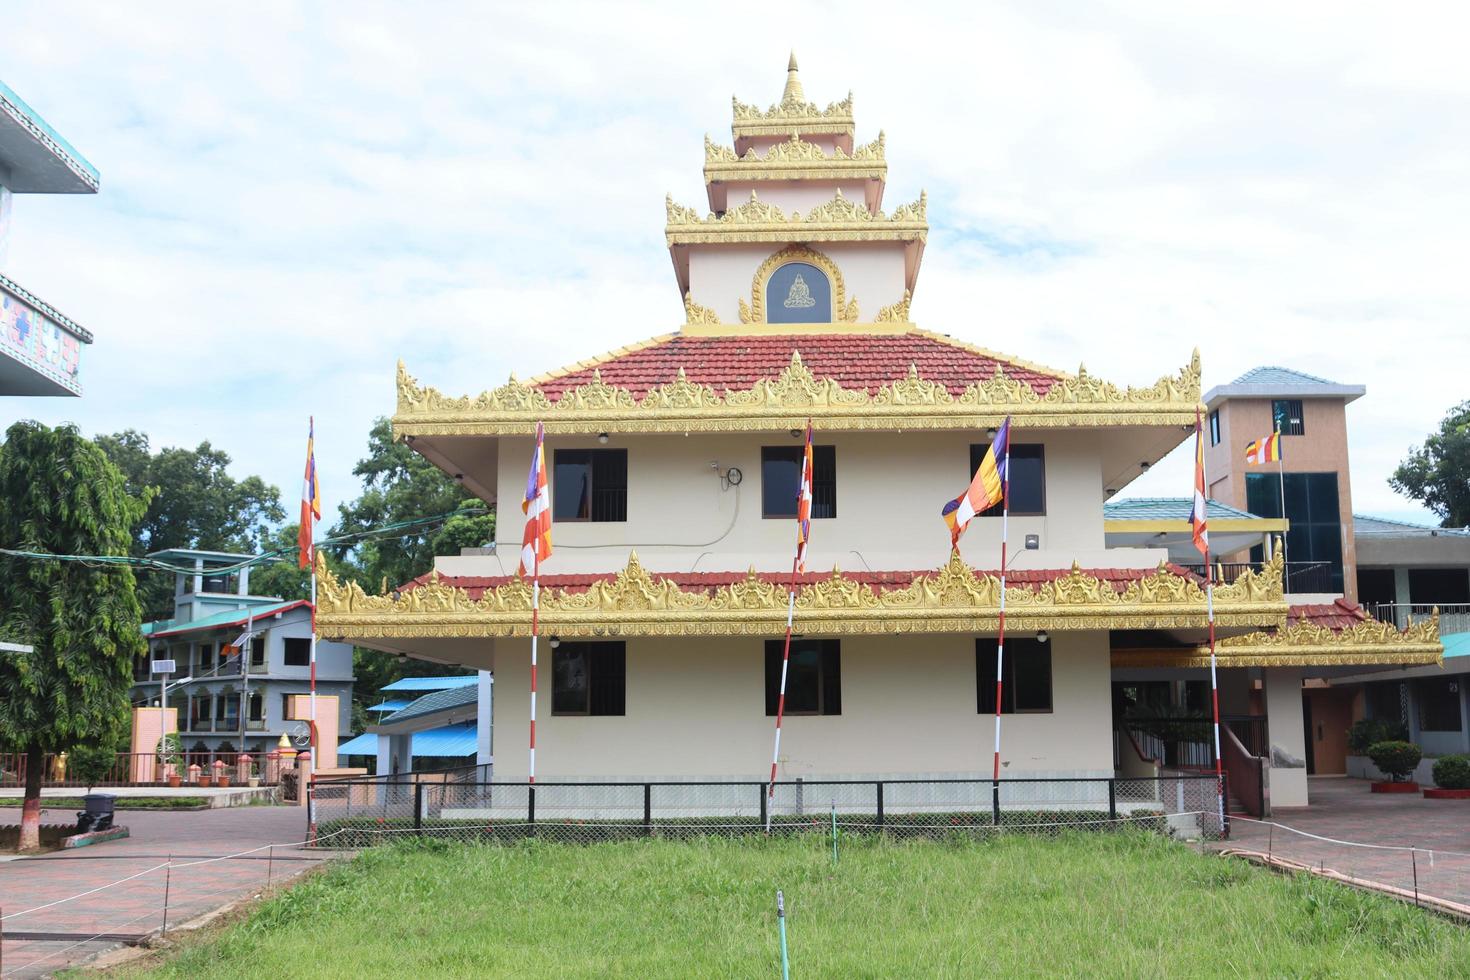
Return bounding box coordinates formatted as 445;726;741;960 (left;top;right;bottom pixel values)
782;51;804;104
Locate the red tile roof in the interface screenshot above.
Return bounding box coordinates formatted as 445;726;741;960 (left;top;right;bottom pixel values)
406;565;1198;599
532;332;1065;402
1288;599;1369;630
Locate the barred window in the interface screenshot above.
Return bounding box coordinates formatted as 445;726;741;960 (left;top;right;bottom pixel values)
977;638;1052;713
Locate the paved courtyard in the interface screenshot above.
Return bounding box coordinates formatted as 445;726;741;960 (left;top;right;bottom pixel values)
0;805;339;979
1221;776;1470;910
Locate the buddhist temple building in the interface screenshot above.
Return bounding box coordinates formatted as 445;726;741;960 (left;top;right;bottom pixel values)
317;57;1441;812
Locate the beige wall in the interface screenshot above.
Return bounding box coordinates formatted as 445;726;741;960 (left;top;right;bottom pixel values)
463;429;1154;578
686;242;909;325
489;631;1114;780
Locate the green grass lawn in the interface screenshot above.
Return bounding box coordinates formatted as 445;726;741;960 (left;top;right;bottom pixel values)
118;833;1470;979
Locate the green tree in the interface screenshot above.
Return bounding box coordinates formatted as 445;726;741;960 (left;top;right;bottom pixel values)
95;430;285;620
1390;401;1470;527
0;422;147;851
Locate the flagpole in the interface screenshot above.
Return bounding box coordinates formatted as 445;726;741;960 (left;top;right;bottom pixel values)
1275;422;1288;582
529;554;539;786
306;416;318;839
991;436;1011;822
765;553;800;833
1201;415;1225;834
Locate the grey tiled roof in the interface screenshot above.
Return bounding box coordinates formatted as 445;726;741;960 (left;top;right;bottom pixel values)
1105;497;1263;521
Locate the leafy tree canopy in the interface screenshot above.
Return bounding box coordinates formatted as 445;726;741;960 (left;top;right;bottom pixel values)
95;430;285;619
1390;401;1470;528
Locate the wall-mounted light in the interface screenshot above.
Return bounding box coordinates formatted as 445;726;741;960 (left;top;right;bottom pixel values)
1140;461;1151;471
1036;630;1049;643
598;432;610;444
549;636;561;649
397;652;407;663
789;428;801;438
986;427;997;439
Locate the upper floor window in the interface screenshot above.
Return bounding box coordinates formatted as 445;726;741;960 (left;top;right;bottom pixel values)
283;637;311;667
976;638;1052;713
762;445;836;519
1272;399;1304;436
196;641;215;673
553;449;628;522
968;443;1046;516
766;262;832;323
249;635;267;668
765;639;841;715
1208;410;1221;447
552;641;626;716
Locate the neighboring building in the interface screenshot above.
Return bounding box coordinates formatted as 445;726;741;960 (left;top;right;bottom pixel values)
135;549;354;760
1202;367;1366;599
315;57;1439;812
0;78;97;397
339;674;490;774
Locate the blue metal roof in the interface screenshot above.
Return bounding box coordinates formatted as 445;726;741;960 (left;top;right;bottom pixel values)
367;699;413;713
383;685;478;725
337;722;478;758
1105;498;1262;521
144;600;309;639
381;675;479;692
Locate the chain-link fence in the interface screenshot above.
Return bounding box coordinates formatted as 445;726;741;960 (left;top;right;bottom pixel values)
307;774;1227;847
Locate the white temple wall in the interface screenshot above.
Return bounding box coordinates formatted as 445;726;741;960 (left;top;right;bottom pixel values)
686;242;908;324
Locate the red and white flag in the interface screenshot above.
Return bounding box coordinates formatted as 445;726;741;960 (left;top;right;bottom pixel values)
794;422;814;572
519;422;553;576
1190;409;1209;557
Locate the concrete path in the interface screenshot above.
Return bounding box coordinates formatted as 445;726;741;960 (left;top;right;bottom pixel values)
1220;776;1470;909
0;806;340;979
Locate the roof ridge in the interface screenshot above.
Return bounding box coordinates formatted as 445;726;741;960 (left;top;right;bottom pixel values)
1232;364;1337;386
909;328;1070;380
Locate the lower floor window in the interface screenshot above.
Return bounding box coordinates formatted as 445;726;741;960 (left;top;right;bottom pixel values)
765;639;841;715
552;642;626;715
976;638;1052;713
1417;677;1463;732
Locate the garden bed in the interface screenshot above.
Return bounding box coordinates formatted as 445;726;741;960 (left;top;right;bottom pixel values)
0;795;210;810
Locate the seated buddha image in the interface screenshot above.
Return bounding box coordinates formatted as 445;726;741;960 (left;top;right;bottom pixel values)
783;273;817;309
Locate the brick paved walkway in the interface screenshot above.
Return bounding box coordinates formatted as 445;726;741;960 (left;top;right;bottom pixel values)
0;806;340;979
1220;777;1470;909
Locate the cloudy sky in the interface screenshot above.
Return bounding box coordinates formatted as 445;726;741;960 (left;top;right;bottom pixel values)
2;1;1465;526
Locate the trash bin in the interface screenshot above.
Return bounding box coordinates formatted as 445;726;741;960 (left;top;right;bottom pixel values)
77;792;117;833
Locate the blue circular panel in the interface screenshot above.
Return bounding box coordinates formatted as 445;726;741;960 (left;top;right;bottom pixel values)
766;262;832;323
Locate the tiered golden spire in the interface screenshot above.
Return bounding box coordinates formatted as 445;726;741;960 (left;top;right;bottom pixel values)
782;51;804;104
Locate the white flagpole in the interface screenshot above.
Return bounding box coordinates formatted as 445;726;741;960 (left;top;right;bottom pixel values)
1276;422;1288;583
1200;414;1225;833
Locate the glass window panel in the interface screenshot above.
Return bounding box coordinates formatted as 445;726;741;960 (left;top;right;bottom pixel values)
970;444;1045;516
977;639;1052;713
1417;678;1462;732
283;638;310;667
552;646;589;714
763;446;836;519
765;639;838;714
553;450;592;521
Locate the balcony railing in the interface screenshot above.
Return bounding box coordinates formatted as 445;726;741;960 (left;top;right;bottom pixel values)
1118;715;1268;770
1179;560;1338;595
1363;602;1470;635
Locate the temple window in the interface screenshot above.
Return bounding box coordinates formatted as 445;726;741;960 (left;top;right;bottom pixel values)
976;639;1052;713
1272;399;1305;436
766;261;832;323
552;642;626;716
553;449;628;522
283;637;311;667
761;445;836;518
968;443;1046;516
765;639;841;715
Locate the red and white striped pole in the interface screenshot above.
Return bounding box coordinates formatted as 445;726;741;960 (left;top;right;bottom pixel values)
529;553;539;786
765;555;801;832
991;438;1011;818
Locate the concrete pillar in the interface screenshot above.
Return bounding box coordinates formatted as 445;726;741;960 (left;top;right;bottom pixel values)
375;736;391;778
476;670;493;767
390;733;413;775
1264;667;1308;807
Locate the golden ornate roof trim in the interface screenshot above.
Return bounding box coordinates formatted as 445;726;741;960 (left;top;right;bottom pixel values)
315;550;1286;641
729;91;855;139
704;132;886;184
666;189;926;246
1111;610;1443;669
524;333;678;387
393;348;1204;437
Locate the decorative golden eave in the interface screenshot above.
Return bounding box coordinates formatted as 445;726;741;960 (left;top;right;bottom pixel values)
666;189;925;246
315;551;1286;641
729;88;855;140
1111;612;1444;669
392;349;1203;438
704;132;886;184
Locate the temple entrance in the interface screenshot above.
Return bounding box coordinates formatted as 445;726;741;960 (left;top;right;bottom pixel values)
1303;687;1354;775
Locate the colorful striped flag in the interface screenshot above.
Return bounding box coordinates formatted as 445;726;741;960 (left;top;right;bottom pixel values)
1244;432;1282;465
1190;409;1209;557
297;418;321;569
795;422;814;572
942;417;1010;547
519;421;553;576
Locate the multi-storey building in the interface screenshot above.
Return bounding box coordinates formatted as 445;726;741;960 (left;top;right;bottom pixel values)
0;78;96;397
135;549;354;761
315;58;1440;812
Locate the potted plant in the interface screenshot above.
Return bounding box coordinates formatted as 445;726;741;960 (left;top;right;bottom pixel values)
1425;755;1470;800
247;762;260;789
1367;740;1422;792
215;762;230;788
156;733;183;788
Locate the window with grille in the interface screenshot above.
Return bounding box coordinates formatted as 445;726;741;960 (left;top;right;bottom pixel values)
1272;399;1304;436
553;449;628;522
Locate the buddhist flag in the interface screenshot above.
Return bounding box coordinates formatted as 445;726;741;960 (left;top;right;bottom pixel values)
1244;432;1282;465
795;421;814;572
1190;409;1209;557
298;418;321;569
942;417;1010;548
519;421;553;576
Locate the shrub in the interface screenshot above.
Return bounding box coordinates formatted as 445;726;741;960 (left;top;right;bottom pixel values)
1431;754;1470;790
1367;741;1422;782
67;743;119;791
1347;718;1409;755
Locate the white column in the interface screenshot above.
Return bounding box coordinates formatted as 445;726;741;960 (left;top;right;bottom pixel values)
476;670;493;768
1264;667;1309;807
375;736;391;777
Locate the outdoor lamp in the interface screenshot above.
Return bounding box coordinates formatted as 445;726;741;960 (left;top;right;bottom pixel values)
1036;630;1049;643
598;432;610;444
549;636;561;649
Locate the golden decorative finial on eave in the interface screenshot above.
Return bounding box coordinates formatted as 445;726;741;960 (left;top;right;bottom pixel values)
783;51;804;104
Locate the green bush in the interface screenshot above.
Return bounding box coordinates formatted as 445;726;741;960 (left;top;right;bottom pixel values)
1367;740;1422;782
1431;754;1470;790
67;743;119;791
1347;718;1408;755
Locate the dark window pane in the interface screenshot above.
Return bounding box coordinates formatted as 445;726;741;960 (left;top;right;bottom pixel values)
1366;681;1402;723
552;646;589;714
977;638;1052;713
1417;678;1462;732
969;443;1045;516
249;636;266;667
820;644;842;716
1208;410;1221;447
283;638;310;667
553;450;592;521
589;643;626;716
1408;568;1470;605
765;639;838;714
591;451;628;522
763;446;836;518
1273;399;1305;436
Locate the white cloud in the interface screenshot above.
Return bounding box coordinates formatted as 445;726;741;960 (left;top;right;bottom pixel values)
1;0;1466;530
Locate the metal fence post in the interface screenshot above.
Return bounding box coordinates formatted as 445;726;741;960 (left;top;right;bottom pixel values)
527;785;536;838
875;781;884;832
413;782;423;835
992;779;1001;826
759;783;768;831
644;783;652;837
1108;779;1117;822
